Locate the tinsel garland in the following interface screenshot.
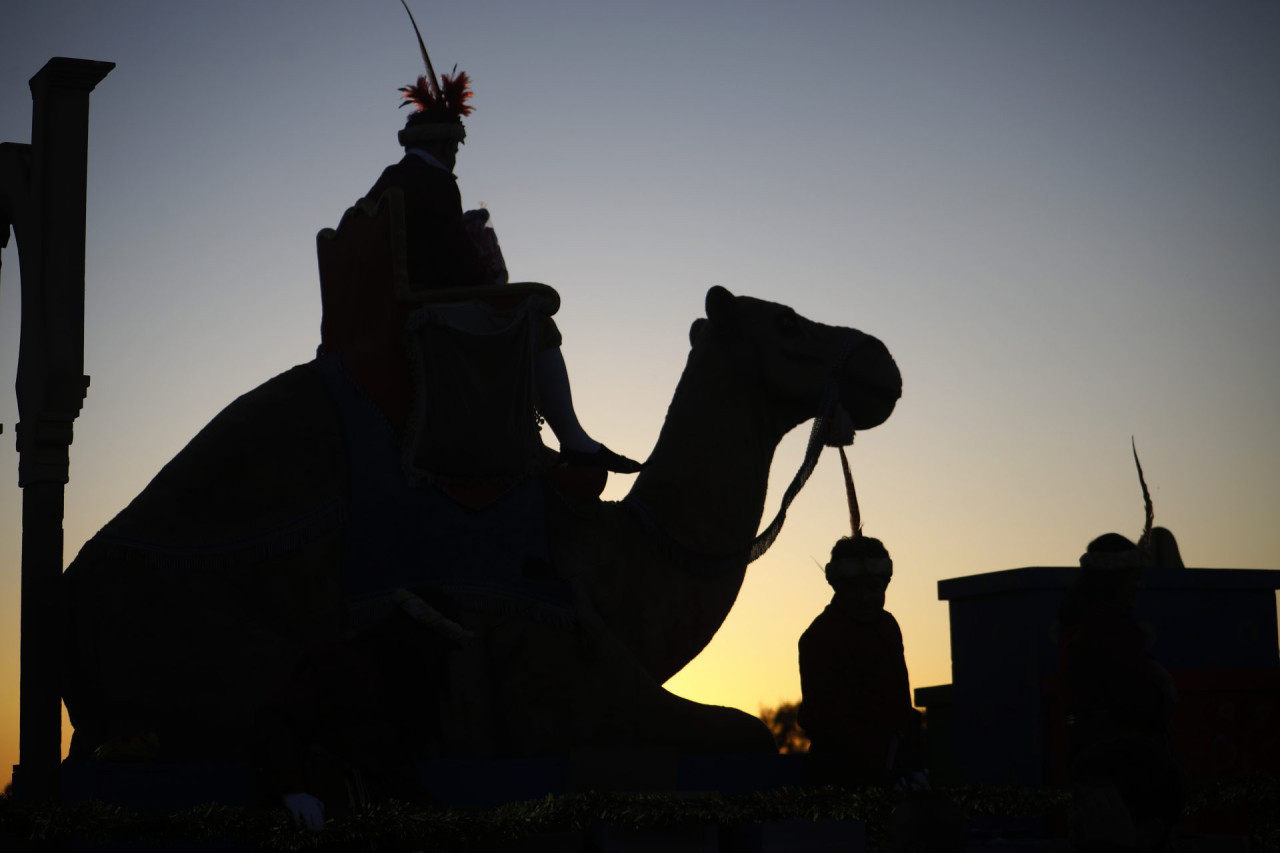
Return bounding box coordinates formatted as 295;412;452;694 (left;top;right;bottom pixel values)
1;776;1276;851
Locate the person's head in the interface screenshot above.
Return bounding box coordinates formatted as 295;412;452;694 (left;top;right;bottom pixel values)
397;63;472;171
1079;532;1145;606
826;536;892;623
399;109;465;169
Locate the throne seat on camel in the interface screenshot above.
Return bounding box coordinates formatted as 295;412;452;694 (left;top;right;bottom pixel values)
315;186;575;493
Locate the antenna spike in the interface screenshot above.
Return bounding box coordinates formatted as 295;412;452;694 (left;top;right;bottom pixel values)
1132;436;1154;552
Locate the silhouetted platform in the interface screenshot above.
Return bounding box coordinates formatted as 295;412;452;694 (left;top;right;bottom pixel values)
915;566;1280;791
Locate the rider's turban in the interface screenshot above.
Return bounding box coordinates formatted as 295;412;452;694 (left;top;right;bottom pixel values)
825;536;893;583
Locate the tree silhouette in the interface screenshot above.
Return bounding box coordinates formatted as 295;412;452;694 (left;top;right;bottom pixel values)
758;701;811;754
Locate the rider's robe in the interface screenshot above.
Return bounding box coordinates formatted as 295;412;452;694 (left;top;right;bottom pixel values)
366;154;491;292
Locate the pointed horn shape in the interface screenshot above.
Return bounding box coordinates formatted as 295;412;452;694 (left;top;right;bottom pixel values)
1132;437;1153;553
838;445;862;538
399;0;441;98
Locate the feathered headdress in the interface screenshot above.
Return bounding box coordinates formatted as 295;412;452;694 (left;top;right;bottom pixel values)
1078;438;1161;571
396;0;473;145
400;69;474;118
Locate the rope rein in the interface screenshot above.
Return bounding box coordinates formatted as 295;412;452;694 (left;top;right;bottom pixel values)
838;443;862;539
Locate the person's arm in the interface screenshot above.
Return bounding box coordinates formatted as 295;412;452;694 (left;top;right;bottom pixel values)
418;176;489;287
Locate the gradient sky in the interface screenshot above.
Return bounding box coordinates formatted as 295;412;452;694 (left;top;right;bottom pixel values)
3;1;1278;792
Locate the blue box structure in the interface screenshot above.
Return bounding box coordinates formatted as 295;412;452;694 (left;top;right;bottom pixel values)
914;566;1280;786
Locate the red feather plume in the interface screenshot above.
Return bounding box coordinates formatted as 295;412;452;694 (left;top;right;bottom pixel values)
399;69;474;117
399;75;436;112
440;69;474;116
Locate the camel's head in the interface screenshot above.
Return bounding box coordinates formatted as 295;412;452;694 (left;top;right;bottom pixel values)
690;286;902;433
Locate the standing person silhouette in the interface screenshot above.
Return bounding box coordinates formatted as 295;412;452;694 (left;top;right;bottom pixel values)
1059;444;1185;851
1060;534;1183;852
798;534;925;787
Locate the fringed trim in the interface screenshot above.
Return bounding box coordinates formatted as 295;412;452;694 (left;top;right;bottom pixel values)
621;496;749;579
620;331;863;579
85;498;348;573
621;407;836;579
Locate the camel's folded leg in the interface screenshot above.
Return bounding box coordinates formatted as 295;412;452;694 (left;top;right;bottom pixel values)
462;594;774;756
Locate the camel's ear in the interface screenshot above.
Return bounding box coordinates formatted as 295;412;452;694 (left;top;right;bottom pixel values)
689;318;706;346
705;286;739;334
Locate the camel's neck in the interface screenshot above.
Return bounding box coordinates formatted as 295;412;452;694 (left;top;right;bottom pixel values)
625;344;785;555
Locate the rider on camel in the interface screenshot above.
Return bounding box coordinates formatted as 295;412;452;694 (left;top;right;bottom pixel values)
369;4;641;474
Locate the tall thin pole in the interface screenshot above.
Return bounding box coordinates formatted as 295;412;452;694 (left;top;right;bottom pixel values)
2;56;113;803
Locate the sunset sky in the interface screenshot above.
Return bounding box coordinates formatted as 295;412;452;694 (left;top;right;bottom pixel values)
2;2;1278;792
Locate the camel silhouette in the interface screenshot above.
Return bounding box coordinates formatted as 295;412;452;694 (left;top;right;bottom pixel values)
61;285;902;762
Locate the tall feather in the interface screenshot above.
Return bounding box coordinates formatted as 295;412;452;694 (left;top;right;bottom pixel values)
1132;437;1154;553
838;445;862;538
399;0;441;98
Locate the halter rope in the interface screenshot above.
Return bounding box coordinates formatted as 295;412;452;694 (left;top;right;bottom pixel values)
838;443;862;538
